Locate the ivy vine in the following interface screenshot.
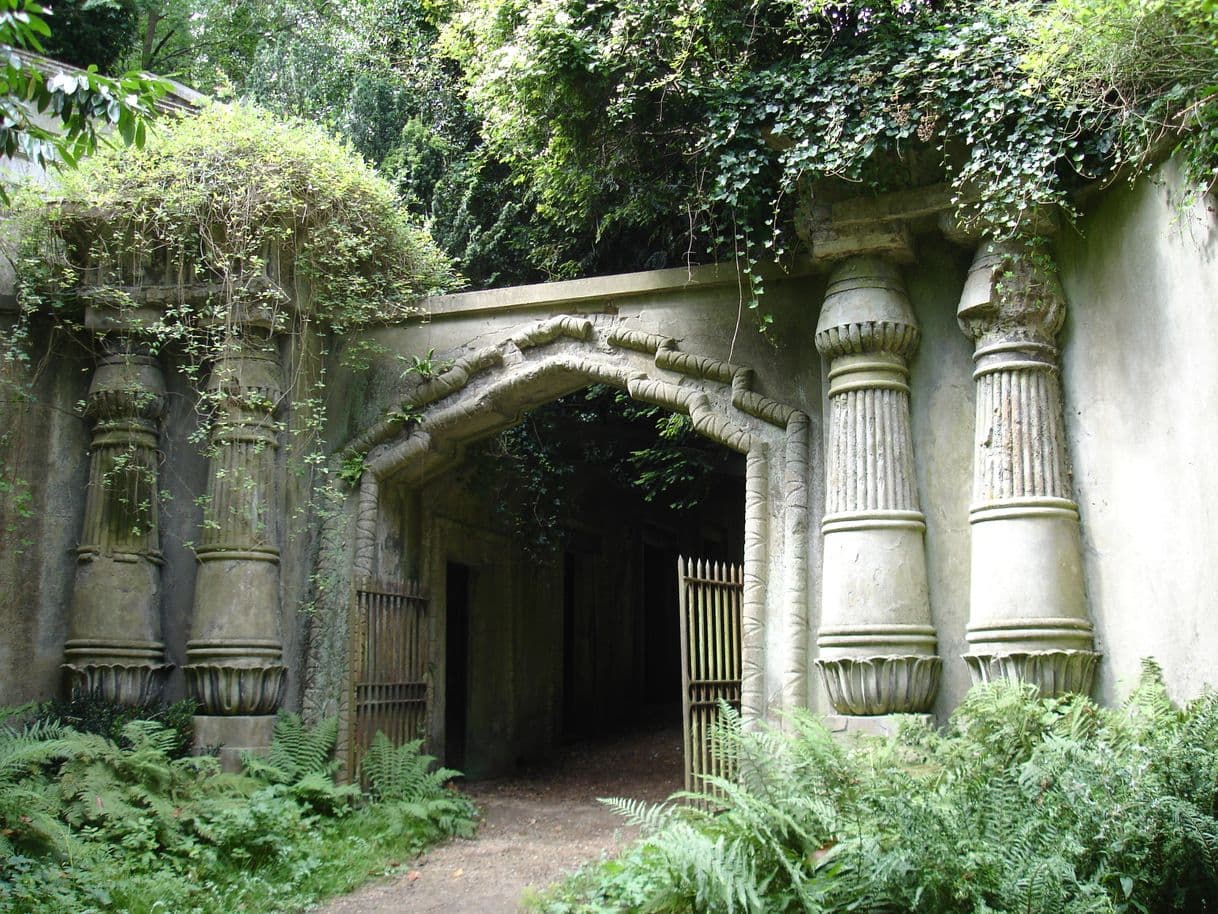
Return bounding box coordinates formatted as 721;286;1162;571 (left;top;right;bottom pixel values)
446;0;1218;312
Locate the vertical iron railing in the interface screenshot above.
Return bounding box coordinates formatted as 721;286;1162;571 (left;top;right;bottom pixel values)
677;557;743;797
348;578;429;776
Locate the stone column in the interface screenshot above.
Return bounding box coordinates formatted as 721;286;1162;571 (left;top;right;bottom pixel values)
957;240;1099;695
185;328;286;756
63;338;172;703
814;256;940;715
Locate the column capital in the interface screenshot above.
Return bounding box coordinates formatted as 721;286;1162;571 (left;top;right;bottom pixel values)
958;239;1065;352
815;255;920;361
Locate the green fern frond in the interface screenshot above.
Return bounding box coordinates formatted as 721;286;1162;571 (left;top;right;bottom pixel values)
241;713;339;786
359;733;456;803
599;796;675;834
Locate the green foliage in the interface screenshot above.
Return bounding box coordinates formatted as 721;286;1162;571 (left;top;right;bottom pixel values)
0;708;477;914
467;384;731;560
1025;0;1218;194
40;0;139;73
0;0;166;196
358;732;476;847
22;101;455;331
444;0;1218;311
33;693;197;758
535;662;1218;914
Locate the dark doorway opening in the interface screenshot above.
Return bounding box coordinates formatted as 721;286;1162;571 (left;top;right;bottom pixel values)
427;384;745;779
445;561;471;771
641;541;681;709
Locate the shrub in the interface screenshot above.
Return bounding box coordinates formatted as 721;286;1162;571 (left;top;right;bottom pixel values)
536;662;1218;914
0;709;476;914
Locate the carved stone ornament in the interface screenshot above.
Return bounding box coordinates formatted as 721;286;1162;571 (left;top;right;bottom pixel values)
814;255;940;715
63;661;172;706
63;337;172;705
963;650;1099;697
184;663;287;716
184;328;287;716
817;655;942;716
958;240;1099;696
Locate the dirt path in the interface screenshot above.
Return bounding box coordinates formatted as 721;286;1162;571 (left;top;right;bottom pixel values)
314;723;683;914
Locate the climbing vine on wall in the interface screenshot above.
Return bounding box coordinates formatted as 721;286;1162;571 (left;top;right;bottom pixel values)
0;101;455;569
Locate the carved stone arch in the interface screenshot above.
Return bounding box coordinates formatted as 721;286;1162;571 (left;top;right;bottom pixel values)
331;312;810;746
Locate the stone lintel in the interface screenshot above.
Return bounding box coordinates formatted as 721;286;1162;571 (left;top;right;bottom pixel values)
799;181;1063;257
808;221;915;266
829;184;957;229
413;257;816;322
939;204;1061;247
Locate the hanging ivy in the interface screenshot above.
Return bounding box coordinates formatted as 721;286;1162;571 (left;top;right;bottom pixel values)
1;102;456;563
465;384;737;560
444;0;1218;311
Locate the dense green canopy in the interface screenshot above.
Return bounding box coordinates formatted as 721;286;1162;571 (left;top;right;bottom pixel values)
46;1;1218;293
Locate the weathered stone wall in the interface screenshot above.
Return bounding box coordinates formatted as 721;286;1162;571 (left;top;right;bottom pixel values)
1057;161;1218;707
0;325;326;716
6;157;1218;747
0;321;91;705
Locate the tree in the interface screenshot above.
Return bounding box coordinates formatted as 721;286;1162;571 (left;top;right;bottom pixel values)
39;0;139;73
0;0;167;197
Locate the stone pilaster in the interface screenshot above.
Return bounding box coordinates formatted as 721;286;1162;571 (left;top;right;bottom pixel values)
814;256;940;714
63;339;172;704
958;240;1098;695
184;329;287;720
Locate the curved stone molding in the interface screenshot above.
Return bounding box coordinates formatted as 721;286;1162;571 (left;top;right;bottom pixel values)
409;346;504;409
606;327;671;354
782;412;810;714
63;661;172;705
816;655;941;716
655;345;737;384
814;256;940;715
185;329;286;716
741;445;769;730
184;663;287;715
511;315;593;349
963;650;1099;697
63;338;171;704
958;240;1099;696
732;368;795;428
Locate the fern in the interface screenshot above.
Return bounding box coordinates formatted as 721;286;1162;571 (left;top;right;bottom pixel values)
599;796;676;834
359;732;459;802
239;713;359;815
357;732;476;845
534;669;1218;914
242;712;339;784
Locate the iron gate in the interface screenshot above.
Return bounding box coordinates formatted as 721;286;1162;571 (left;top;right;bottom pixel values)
348;578;430;774
677;556;743;794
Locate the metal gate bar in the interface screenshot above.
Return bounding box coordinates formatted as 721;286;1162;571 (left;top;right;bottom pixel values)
677;556;743;796
349;578;429;775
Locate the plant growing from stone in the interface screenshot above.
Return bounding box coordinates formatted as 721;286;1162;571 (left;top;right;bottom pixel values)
1;101;457;611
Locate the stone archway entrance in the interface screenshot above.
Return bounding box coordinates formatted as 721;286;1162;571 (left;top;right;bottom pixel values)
309;310;812;773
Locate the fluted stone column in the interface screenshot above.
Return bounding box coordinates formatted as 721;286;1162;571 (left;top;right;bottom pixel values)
63;339;172;703
814;256;941;715
957;241;1099;695
185;328;286;757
